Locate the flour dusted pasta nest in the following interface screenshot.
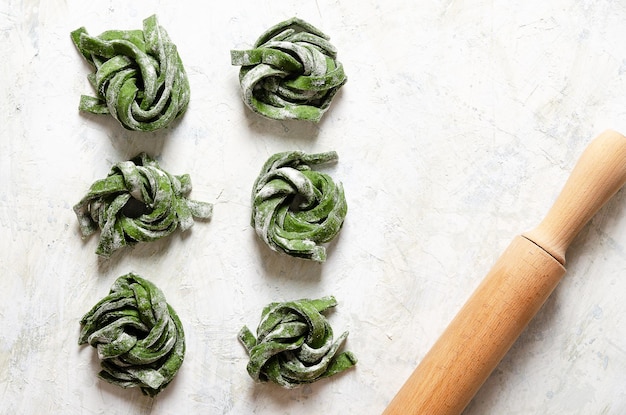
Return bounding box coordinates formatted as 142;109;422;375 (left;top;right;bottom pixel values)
231;17;347;122
239;296;357;388
73;153;212;257
79;273;185;396
71;15;190;131
251;151;347;262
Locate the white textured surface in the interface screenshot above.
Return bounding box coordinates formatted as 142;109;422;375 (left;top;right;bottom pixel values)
2;0;626;413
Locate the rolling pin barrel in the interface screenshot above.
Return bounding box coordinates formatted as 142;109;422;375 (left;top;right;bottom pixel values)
383;130;626;415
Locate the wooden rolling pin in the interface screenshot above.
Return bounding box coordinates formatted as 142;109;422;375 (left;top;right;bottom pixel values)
383;130;626;415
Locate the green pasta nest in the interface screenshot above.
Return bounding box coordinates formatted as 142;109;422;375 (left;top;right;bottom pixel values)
251;151;347;262
239;296;357;388
71;15;190;131
79;273;185;396
73;153;212;257
231;17;347;122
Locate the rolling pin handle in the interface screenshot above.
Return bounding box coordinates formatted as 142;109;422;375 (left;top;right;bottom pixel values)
524;129;626;264
383;129;626;415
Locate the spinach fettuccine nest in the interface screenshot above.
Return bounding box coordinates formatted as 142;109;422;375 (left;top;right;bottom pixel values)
251;151;347;262
73;153;212;257
239;296;357;388
79;273;185;396
231;17;347;122
71;15;190;131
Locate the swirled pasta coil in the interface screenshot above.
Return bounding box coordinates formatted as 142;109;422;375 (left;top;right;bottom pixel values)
71;15;190;131
239;296;357;388
231;17;347;122
251;151;347;262
79;273;185;396
74;153;212;257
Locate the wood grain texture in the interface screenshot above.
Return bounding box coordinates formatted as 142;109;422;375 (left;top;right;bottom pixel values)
524;130;626;264
384;131;626;415
383;236;565;415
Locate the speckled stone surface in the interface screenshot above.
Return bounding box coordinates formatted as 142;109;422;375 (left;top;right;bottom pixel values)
3;1;626;414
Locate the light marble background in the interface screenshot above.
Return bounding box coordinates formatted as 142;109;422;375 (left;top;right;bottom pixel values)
2;0;626;413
